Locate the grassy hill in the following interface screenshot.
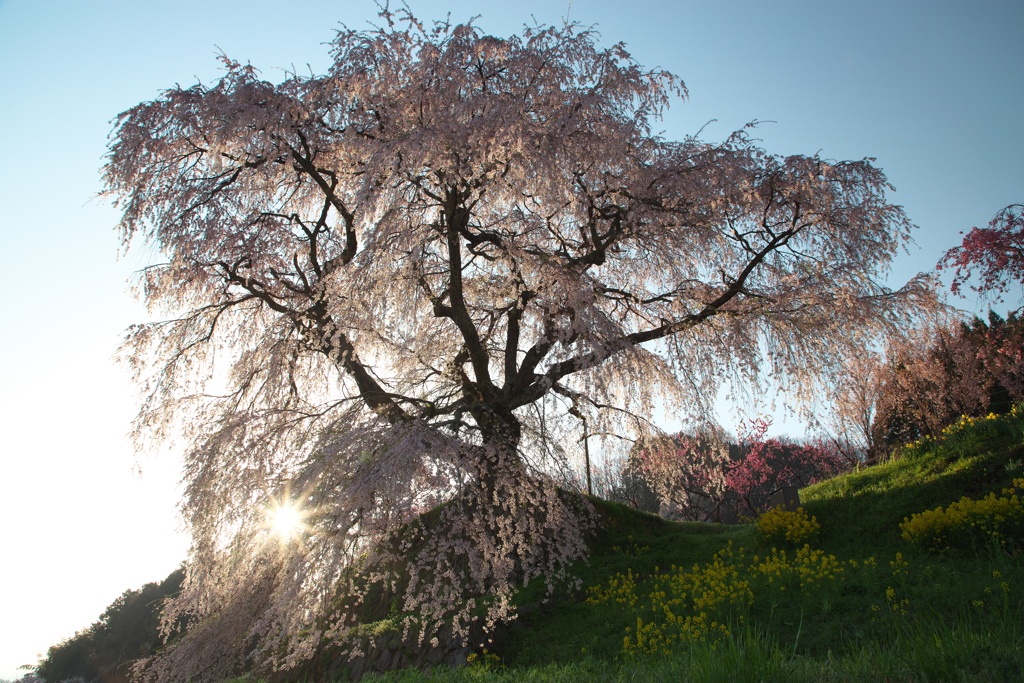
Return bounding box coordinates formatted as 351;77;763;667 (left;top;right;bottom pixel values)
37;410;1022;683
350;411;1024;682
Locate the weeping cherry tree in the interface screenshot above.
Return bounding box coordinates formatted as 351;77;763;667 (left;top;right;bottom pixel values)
104;10;938;680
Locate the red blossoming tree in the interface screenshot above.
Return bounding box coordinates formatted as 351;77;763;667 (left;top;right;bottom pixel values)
725;419;853;517
103;10;939;680
939;203;1024;302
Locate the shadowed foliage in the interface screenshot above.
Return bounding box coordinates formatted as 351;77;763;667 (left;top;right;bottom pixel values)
871;311;1024;455
33;569;184;683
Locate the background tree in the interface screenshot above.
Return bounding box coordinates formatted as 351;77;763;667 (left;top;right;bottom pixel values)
939;203;1024;303
33;569;184;683
821;351;888;461
613;447;663;514
723;421;852;516
871;312;1024;454
103;10;938;679
632;419;851;522
633;426;731;522
826;201;1024;462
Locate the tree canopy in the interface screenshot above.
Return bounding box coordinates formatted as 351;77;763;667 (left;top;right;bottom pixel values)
104;10;937;680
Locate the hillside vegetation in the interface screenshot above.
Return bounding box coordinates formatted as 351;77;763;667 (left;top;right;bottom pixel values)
30;569;184;683
30;409;1024;683
354;409;1024;682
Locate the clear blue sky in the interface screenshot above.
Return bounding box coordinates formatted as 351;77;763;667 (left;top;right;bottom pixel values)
0;0;1020;678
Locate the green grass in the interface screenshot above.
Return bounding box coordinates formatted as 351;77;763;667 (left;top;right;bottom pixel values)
346;408;1024;682
362;618;1023;682
802;411;1024;559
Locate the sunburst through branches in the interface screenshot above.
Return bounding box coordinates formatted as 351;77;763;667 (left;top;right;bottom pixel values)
266;500;306;540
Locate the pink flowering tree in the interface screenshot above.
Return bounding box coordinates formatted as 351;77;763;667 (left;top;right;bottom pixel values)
103;9;939;679
822;351;889;461
725;418;853;518
939;203;1024;302
634;419;852;522
871;312;1024;453
634;428;730;521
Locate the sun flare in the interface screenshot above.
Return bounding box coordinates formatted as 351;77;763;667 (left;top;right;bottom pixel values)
268;503;305;539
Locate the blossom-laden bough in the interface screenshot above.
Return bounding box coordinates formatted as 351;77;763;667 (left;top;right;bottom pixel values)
939;203;1024;303
104;7;940;681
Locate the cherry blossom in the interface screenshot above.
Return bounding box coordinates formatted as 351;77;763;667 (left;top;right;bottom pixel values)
103;10;939;679
634;419;851;522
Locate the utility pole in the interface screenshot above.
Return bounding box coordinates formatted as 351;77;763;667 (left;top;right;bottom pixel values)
569;406;592;497
583;417;592;497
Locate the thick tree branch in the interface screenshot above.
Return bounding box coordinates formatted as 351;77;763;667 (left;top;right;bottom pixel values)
513;225;800;408
286;139;358;268
440;191;496;398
